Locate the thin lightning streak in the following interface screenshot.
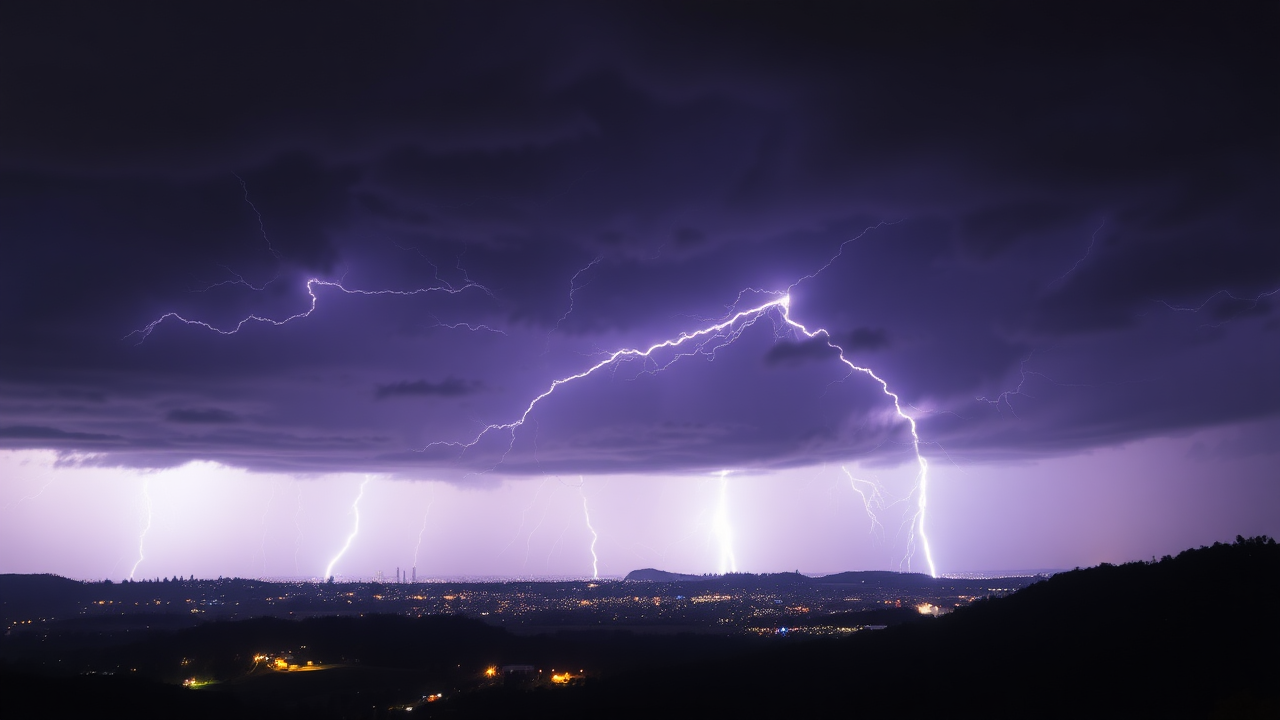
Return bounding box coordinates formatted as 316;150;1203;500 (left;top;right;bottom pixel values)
197;264;278;292
391;240;477;294
550;255;604;335
1156;287;1280;328
4;475;53;511
127;277;489;343
427;316;508;335
580;481;599;580
522;485;556;571
499;478;549;559
1054;221;1105;286
546;522;571;569
453;245;492;297
129;479;153;580
788;220;899;289
325;477;370;581
233;173;282;260
979;353;1036;417
412;485;436;572
842;466;885;539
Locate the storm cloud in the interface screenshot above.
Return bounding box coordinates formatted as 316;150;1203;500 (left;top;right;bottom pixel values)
0;2;1275;479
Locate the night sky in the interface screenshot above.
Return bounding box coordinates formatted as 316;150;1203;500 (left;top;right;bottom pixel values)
2;3;1276;581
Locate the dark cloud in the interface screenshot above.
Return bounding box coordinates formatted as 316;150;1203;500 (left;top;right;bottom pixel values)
0;426;121;442
165;408;240;424
763;338;836;367
0;2;1275;477
846;328;889;353
374;378;482;400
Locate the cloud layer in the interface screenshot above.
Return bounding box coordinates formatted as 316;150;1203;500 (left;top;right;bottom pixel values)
1;3;1276;478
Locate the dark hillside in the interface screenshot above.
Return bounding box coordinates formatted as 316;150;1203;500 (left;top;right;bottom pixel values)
464;536;1279;719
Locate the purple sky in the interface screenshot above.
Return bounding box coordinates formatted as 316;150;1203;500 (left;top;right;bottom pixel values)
1;3;1277;580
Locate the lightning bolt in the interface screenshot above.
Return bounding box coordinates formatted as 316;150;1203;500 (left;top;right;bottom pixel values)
712;470;737;574
425;294;790;463
197;264;278;292
579;481;599;580
127;277;489;343
1156;286;1280;328
429;286;936;575
842;466;886;539
1053;220;1105;286
233;173;282;261
325;476;370;581
775;288;938;578
129;479;153;580
412;484;436;576
135;220;940;576
978;353;1037;417
427;316;508;335
522;484;556;572
550;255;604;336
3;475;53;511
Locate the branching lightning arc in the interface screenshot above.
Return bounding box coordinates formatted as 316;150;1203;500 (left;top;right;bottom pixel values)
136;222;939;576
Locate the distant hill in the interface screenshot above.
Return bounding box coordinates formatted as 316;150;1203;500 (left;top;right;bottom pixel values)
814;569;939;588
624;568;946;589
0;573;87;621
622;568;712;582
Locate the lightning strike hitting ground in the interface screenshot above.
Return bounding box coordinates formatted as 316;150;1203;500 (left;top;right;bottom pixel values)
134;220;939;576
429;286;936;574
325;477;370;580
580;481;600;580
129;479;153;580
412;485;436;574
712;471;737;574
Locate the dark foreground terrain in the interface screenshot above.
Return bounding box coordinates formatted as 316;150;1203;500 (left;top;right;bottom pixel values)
2;536;1276;719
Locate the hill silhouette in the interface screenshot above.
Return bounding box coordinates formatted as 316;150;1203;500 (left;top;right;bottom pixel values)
456;536;1280;718
2;537;1275;718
